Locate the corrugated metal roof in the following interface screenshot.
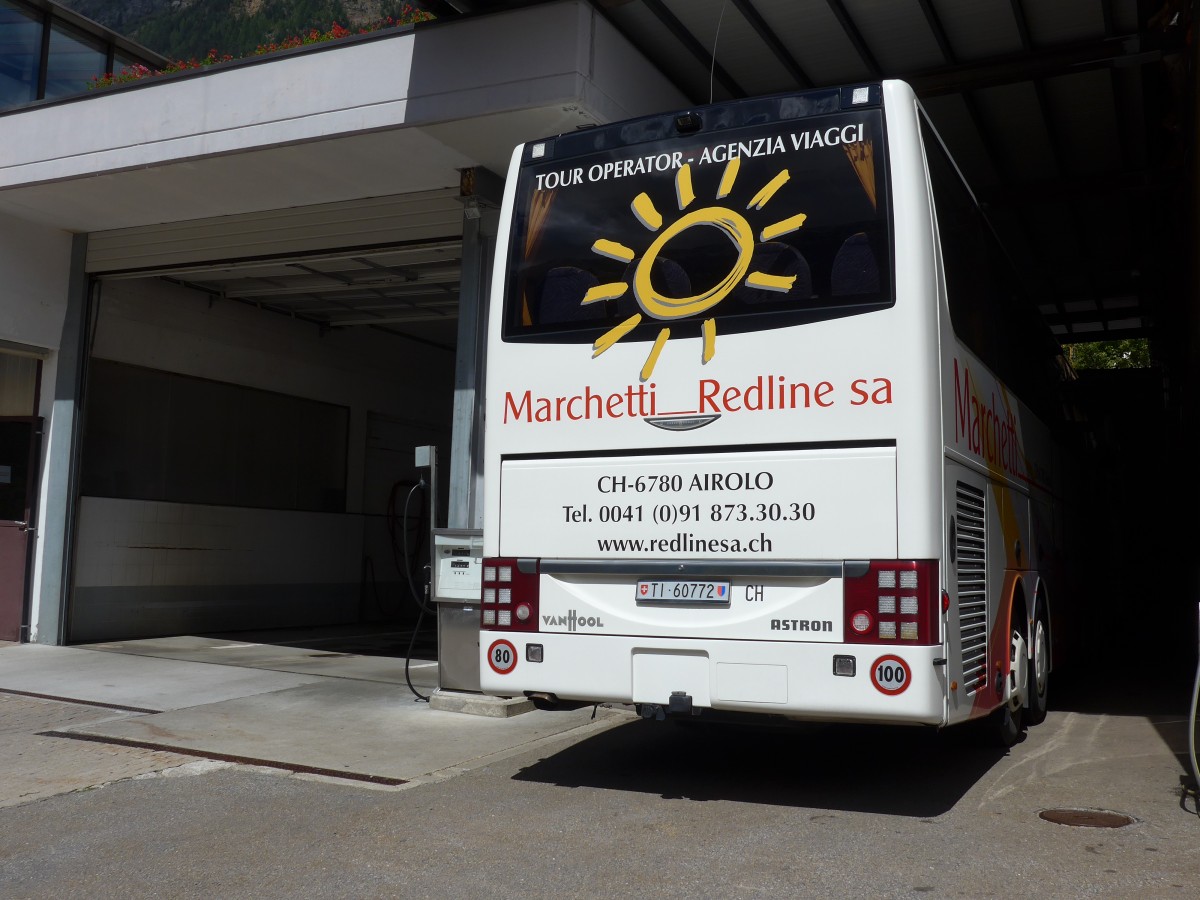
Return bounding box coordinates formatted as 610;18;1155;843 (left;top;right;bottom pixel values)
428;0;1188;343
100;0;1187;347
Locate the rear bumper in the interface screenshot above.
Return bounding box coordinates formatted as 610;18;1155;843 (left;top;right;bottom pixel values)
480;632;948;725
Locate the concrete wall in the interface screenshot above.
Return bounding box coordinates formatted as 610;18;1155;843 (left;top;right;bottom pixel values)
0;34;418;189
0;211;74;644
408;0;688;129
69;277;453;641
70;499;364;640
0;212;72;351
89;277;452;486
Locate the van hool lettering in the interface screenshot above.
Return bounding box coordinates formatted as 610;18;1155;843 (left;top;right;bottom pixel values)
542;610;605;631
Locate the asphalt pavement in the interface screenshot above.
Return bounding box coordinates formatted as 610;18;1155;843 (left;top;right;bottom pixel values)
0;637;1197;898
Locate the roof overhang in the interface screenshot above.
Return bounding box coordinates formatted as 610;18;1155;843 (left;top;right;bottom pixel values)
0;0;687;234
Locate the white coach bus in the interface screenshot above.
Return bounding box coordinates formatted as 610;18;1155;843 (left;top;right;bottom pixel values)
477;80;1082;744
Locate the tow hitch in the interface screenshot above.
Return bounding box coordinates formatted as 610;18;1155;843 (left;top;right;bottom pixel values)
639;692;695;720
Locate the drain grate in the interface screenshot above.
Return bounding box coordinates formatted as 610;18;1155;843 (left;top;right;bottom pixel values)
1039;808;1136;828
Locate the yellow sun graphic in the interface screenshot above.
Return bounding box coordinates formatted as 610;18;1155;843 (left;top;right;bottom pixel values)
581;157;807;381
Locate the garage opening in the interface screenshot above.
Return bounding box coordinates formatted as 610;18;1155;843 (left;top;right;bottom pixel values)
68;233;474;671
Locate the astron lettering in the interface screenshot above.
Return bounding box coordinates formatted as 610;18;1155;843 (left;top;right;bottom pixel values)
770;619;833;632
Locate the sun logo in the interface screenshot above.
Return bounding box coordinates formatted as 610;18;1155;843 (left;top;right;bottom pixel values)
579;156;807;381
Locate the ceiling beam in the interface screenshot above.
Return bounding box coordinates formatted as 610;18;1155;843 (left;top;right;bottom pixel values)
976;167;1167;207
915;0;956;64
1051;325;1153;344
907;35;1167;97
641;0;746;100
1008;0;1034;52
1101;0;1116;37
731;0;812;88
823;0;881;77
206;275;457;300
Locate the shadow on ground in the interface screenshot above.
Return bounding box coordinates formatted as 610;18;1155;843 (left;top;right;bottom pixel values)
513;655;1200;818
512;713;1013;818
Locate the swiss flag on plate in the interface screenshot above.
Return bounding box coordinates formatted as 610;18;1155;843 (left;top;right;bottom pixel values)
639;584;648;595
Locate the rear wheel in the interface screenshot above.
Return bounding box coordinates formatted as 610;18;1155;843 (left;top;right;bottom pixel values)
1026;606;1050;726
987;625;1027;748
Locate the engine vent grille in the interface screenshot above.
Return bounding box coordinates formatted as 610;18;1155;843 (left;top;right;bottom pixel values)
956;482;987;696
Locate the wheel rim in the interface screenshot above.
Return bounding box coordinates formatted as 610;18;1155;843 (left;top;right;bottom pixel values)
1033;618;1048;698
1009;628;1028;711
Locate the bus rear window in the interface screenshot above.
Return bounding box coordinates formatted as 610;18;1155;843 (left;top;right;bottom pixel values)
503;107;892;344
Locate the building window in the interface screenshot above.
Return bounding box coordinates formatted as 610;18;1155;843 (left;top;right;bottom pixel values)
0;0;43;108
45;18;106;100
0;0;166;110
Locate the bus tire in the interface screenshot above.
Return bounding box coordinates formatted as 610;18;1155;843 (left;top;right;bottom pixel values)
987;625;1027;748
1026;605;1050;726
989;698;1022;747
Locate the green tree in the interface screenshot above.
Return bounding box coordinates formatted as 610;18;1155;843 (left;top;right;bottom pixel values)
1067;338;1152;370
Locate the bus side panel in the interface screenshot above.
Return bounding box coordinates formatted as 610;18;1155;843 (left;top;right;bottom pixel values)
883;81;945;567
942;367;1041;727
922;87;1074;726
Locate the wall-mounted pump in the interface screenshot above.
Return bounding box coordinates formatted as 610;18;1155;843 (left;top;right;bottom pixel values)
430;528;484;694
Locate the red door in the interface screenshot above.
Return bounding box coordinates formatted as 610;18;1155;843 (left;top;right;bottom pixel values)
0;418;41;642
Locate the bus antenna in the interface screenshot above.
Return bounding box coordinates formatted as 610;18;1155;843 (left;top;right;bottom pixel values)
710;1;728;105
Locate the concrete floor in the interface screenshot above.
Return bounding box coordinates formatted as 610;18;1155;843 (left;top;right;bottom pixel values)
0;636;633;787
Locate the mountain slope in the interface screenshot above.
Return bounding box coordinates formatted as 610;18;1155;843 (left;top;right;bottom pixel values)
60;0;433;62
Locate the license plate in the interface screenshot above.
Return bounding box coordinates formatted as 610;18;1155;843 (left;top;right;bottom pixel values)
636;580;731;604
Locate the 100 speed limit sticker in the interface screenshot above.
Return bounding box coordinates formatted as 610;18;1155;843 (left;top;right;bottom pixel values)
487;639;518;675
870;654;911;695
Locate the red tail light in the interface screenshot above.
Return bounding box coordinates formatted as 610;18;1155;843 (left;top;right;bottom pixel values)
480;557;540;632
843;560;939;645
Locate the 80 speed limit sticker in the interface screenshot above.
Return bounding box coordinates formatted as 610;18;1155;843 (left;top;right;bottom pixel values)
487;639;518;675
870;654;911;695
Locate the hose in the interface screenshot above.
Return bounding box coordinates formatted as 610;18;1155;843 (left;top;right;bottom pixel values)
401;479;436;618
397;478;436;702
404;606;429;703
1188;653;1199;815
